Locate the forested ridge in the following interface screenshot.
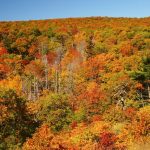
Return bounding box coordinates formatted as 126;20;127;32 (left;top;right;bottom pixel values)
0;17;150;149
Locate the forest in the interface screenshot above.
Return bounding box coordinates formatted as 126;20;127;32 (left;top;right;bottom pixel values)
0;17;150;150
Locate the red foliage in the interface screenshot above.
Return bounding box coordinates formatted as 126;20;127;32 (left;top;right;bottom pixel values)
70;121;78;129
21;60;30;65
98;132;117;150
47;51;57;65
0;47;8;56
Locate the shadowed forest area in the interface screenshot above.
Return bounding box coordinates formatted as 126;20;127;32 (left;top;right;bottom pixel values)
0;17;150;149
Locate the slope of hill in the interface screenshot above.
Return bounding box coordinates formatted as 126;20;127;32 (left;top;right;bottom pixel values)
0;17;150;149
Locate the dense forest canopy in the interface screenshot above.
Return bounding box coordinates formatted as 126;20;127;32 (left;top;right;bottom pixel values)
0;17;150;150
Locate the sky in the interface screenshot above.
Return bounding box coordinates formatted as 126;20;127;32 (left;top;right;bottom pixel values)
0;0;150;21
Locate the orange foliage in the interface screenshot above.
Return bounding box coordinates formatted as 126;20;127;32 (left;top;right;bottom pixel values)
25;60;45;79
84;82;105;104
0;16;150;149
120;41;135;56
62;48;82;67
135;82;144;90
23;125;68;150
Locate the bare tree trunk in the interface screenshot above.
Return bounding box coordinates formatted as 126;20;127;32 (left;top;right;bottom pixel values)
148;83;150;99
54;47;63;93
36;81;39;99
55;70;59;93
43;55;49;90
58;63;61;93
140;89;145;107
40;42;49;90
45;68;48;90
67;64;74;94
28;80;32;100
33;77;36;100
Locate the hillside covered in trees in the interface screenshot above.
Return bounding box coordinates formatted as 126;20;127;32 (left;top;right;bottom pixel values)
0;17;150;150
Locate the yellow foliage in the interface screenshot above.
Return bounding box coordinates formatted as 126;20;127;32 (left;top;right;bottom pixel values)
0;76;22;95
74;31;86;43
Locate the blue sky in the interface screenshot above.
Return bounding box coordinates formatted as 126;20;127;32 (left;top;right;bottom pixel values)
0;0;150;21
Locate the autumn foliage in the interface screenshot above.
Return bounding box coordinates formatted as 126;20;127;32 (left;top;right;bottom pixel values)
0;17;150;149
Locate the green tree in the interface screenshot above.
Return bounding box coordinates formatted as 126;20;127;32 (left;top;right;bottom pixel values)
131;56;150;100
0;89;38;150
37;93;73;132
